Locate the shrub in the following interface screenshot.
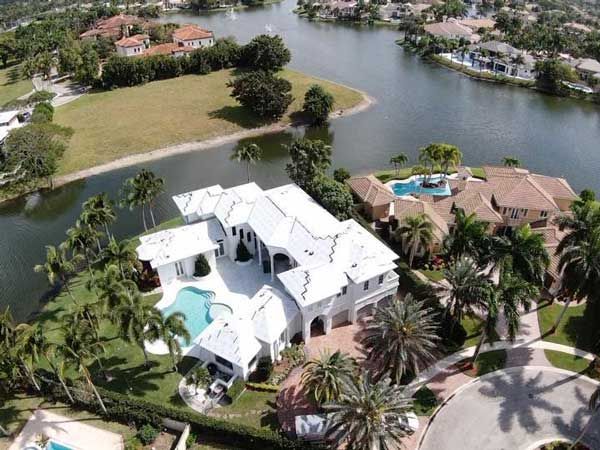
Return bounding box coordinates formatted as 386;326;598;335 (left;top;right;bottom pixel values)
303;84;334;125
333;167;350;183
245;382;279;392
204;37;242;70
254;357;273;382
31;102;54;123
228;70;293;119
236;241;252;262
186;431;197;447
137;424;159;445
240;34;291;72
227;379;246;402
194;254;211;277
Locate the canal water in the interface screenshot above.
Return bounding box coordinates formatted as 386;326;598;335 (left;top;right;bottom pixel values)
2;0;600;321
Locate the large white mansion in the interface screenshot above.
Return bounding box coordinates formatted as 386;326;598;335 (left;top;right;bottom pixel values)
137;183;399;380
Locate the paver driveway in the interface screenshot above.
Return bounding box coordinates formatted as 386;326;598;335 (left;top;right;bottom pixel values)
420;367;600;450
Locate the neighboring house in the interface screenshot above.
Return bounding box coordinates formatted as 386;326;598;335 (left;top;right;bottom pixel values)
424;18;480;42
467;40;536;79
458;18;496;31
393;197;449;255
380;2;432;21
346;175;396;221
320;0;358;19
114;34;149;57
80;14;144;41
172;24;215;49
570;58;600;86
136;182;399;379
0;110;22;144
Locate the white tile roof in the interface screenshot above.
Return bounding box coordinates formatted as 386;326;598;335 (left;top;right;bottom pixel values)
136;219;224;268
172;185;224;217
245;286;299;343
0;110;19;124
214;182;263;228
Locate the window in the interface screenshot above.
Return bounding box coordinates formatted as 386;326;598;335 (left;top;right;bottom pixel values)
378;274;384;285
232;226;237;236
239;228;244;241
215;240;225;258
540;210;548;218
247;231;252;242
363;281;369;291
510;208;519;219
503;207;507;215
175;261;184;277
215;355;233;370
342;286;347;296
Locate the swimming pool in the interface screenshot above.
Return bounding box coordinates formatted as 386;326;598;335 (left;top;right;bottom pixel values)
161;287;229;345
392;176;451;197
46;441;74;450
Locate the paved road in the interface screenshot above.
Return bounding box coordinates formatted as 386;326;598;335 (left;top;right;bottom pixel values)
420;367;600;450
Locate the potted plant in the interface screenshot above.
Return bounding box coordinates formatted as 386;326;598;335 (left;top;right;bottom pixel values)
235;241;253;265
193;254;211;278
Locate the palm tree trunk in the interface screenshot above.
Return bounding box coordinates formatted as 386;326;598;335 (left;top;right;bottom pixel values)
246;163;251;183
85;369;107;414
409;243;417;268
149;204;157;228
570;411;598;449
96;237;102;254
104;223;112;241
550;297;572;333
20;358;41;392
64;282;79;305
141;204;148;231
0;423;8;437
58;373;75;404
471;328;487;365
141;341;150;368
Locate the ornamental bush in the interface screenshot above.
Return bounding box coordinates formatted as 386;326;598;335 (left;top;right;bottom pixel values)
227;379;246;402
228;70;293;119
236;241;252;262
194;254;211;277
31;101;54;123
303;84;334;125
137;424;159;445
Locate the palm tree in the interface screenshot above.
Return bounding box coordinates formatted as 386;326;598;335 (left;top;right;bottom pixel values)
34;244;78;303
395;214;433;268
439;258;493;332
94;265;137;315
120;169;165;231
439;144;462;180
323;373;413;450
443;208;487;259
301;350;356;405
502;156;521;167
67;301;103;345
571;386;600;449
362;294;439;384
14;323;45;392
230;143;262;183
65;220;101;283
147;311;191;372
102;238;139;281
418;144;443;185
43;344;75;404
81;193;116;240
389;153;408;176
59;324;108;414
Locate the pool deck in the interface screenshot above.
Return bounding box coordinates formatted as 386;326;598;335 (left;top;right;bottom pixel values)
145;257;284;355
9;410;123;450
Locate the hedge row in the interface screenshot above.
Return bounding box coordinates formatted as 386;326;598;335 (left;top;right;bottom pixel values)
245;382;280;393
40;377;309;450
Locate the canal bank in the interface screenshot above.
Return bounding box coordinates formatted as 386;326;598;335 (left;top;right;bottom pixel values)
2;0;600;322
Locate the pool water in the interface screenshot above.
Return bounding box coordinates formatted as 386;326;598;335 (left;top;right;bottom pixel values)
161;287;219;345
392;176;451;197
47;442;74;450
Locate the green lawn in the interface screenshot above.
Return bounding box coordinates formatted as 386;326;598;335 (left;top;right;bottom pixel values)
0;64;32;106
208;390;279;431
537;301;599;353
419;269;445;282
412;387;438;416
461;314;499;349
544;350;597;378
475;350;507;376
54;68;364;175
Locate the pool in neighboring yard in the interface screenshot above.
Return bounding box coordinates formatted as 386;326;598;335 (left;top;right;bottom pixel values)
392;176;451;197
161;287;230;344
46;442;75;450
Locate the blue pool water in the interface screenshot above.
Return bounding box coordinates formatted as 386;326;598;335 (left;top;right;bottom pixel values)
47;442;74;450
392;176;451;197
161;287;217;345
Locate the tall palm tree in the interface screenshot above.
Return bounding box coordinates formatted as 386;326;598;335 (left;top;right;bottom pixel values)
230;143;262;183
67;301;103;345
43;343;75;404
571;386;600;449
147;311;190;372
439;144;462;180
58;324;108;414
502;156;521;167
81;193;116;240
120;169;165;231
444;208;487;259
34;244;78;303
102;238;139;281
439;258;493;332
94;265;137;315
14;323;45;392
418;144;443;185
301;350;356;405
324;373;413;450
395;214;433;268
65;220;101;283
362;294;439;384
389;153;408;176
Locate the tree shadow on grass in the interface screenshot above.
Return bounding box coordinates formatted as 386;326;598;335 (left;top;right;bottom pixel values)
208;105;274;129
4;64;23;85
260;403;280;432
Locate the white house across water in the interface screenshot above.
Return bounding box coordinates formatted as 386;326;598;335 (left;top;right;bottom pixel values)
137;183;399;380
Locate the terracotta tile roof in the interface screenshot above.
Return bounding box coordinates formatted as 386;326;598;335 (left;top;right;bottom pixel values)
455;191;503;223
491;176;559;210
394;198;448;242
424;20;474;38
143;43;195;56
346;175;395;207
80;28;120;38
173;24;213;41
458;18;496;30
130;34;149;41
482;165;530;179
534;225;567;279
97;14;141;30
115;37;145;48
530;174;578;201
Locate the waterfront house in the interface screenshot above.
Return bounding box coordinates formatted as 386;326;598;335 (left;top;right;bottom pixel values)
114;35;149;57
136;182;399;380
0;110;22;144
114;25;214;57
466;40;536;79
570;58;600;86
172;24;215;49
379;2;432;21
346;175;396;220
80;14;144;41
457;18;496;31
424;18;480;42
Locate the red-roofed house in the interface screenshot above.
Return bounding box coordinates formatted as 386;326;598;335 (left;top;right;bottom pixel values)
172;25;215;49
115;35;149;57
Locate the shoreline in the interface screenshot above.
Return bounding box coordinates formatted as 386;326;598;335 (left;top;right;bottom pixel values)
52;90;374;188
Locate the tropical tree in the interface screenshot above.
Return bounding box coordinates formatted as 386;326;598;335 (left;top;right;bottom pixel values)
389;153;408;176
14;323;45;392
146;311;191;372
303;84;334;125
81;193;116;241
67;301;103;345
94;265;138;315
443;208;487;259
34;244;78;303
102;238;139;281
285;138;332;191
418;144;443;185
65;220;101;283
394;214;433;268
438;144;462;179
43;343;75;404
230;143;262;183
362;294;439;383
301;350;356;405
120;169;165;231
323;373;413;450
502;156;521;167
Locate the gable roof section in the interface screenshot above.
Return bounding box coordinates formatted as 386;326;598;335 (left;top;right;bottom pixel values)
394;198;448;242
530;174;577;201
172;185;224;217
173;24;213;41
245;286;299;343
115;37;144;48
491;175;558;210
346;175;395;207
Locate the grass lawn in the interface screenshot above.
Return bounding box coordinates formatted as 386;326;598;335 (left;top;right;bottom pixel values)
544;350;598;379
475;350;507;376
0;64;32;106
54;68;364;175
419;269;445;282
208;390;279;431
461;314;499;349
537;301;599;353
412;387;438;416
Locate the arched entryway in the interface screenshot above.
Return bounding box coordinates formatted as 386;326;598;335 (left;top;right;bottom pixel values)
272;252;292;276
310;316;325;337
